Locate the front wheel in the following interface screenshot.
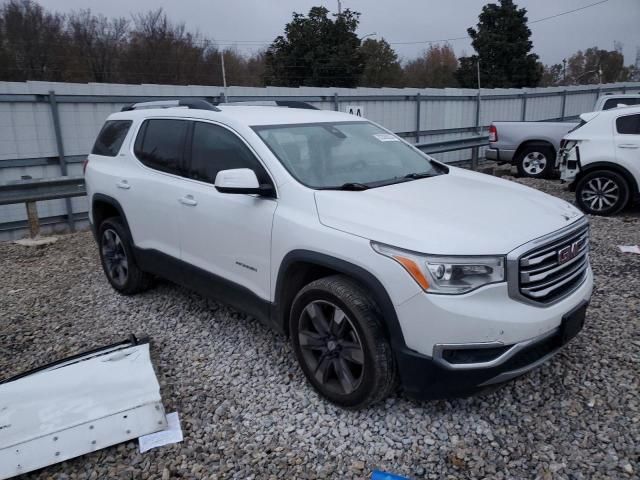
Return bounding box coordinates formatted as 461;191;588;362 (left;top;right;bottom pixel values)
575;170;629;216
289;276;397;409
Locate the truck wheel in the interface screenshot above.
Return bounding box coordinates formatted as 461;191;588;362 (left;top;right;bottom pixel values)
575;170;629;216
98;217;153;294
289;275;397;409
516;145;555;179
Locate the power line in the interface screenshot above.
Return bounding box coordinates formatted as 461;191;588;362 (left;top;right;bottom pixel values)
385;0;611;46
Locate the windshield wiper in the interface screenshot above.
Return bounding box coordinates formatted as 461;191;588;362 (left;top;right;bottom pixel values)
326;182;370;191
404;171;437;179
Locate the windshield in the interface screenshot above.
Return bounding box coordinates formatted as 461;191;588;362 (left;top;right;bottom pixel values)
253;121;444;189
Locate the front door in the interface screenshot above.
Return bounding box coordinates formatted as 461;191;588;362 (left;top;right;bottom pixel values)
178;121;277;303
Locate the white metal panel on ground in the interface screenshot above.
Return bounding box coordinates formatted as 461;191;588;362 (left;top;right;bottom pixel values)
0;340;166;479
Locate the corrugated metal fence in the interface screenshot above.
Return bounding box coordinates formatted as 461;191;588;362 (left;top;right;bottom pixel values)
1;80;639;240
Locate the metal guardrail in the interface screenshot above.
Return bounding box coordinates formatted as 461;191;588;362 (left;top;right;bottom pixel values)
0;176;86;238
416;135;489;170
416;135;489;154
0;135;492;238
0;176;85;206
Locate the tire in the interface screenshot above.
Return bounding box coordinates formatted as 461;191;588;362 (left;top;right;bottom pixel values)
289;275;397;409
98;216;153;294
575;170;630;216
515;145;555;179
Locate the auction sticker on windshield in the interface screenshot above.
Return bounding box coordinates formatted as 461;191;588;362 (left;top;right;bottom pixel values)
373;133;399;142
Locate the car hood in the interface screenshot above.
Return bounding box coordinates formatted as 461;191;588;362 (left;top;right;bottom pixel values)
314;168;584;255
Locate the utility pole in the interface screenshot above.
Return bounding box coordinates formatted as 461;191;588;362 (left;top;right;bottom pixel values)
220;50;227;100
562;58;567;85
337;0;342;14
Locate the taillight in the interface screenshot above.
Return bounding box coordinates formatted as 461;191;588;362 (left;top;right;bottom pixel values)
489;125;498;143
82;158;89;175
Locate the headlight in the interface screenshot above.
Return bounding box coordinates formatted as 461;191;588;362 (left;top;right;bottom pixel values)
371;242;505;294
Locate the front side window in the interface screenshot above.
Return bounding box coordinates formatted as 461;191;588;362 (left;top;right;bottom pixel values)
616;114;640;135
188;122;270;184
92;120;132;157
254;121;443;189
134;119;188;175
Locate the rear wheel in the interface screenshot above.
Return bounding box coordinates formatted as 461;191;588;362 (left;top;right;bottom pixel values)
516;145;555;179
575;170;629;216
289;275;397;409
98;217;153;294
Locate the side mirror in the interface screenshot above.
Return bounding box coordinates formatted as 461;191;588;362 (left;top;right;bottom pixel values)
214;168;275;197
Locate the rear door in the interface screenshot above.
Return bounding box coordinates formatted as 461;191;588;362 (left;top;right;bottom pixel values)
178;120;277;302
614;113;640;184
118;118;189;260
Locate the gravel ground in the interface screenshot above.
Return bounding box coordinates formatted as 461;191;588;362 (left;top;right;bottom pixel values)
1;176;639;480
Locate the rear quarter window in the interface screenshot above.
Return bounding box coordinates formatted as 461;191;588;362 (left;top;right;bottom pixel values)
616;114;640;135
92;120;132;156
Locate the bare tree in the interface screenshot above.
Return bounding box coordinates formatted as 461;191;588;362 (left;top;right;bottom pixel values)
67;10;128;83
403;44;458;88
0;0;70;81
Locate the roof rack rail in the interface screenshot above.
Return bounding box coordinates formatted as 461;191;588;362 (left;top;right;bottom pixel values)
121;98;221;112
220;100;319;110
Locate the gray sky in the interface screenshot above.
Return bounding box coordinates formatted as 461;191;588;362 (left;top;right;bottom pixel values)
38;0;639;66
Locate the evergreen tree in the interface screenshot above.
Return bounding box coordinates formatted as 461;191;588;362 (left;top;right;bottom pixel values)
264;6;364;87
456;0;541;88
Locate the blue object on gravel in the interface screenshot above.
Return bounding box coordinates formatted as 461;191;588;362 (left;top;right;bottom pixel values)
371;470;409;480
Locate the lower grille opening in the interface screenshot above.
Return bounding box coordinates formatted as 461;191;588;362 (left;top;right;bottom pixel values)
502;334;562;371
442;345;511;365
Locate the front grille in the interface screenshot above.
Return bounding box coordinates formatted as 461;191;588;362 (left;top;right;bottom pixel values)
518;223;589;303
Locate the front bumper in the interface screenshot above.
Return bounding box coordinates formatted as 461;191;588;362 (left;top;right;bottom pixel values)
396;300;588;400
392;255;593;399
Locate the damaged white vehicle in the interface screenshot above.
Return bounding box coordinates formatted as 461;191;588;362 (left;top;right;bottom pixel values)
559;105;640;216
0;336;166;479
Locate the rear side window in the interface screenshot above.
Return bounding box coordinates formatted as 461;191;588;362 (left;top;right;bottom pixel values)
603;98;640;110
616;114;640;135
134;119;188;175
92;120;132;156
188;122;270;184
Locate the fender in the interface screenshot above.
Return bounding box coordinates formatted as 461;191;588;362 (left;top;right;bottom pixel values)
573;161;639;195
273;250;407;351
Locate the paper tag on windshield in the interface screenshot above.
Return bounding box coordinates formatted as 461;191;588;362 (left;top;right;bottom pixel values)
373;133;399;142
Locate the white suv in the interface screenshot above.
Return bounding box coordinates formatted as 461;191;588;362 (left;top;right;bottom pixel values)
85;99;593;408
559;105;640;216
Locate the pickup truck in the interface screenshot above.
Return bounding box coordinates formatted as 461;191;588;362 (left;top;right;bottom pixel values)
486;93;640;178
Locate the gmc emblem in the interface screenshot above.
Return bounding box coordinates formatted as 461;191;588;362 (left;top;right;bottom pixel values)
558;240;582;264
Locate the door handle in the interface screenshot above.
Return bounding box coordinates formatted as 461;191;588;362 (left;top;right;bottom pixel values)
618;144;639;149
116;180;130;190
179;195;198;206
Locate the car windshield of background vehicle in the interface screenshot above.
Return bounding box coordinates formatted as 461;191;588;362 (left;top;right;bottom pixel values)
254;121;444;189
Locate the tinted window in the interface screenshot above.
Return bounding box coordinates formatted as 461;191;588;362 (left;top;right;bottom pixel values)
134;119;188;174
92;120;132;156
616;114;640;135
603;98;640;110
189;122;269;184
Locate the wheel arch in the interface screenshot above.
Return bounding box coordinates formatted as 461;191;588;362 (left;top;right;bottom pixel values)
91;194;131;237
273;250;406;349
573;162;638;196
514;140;556;161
